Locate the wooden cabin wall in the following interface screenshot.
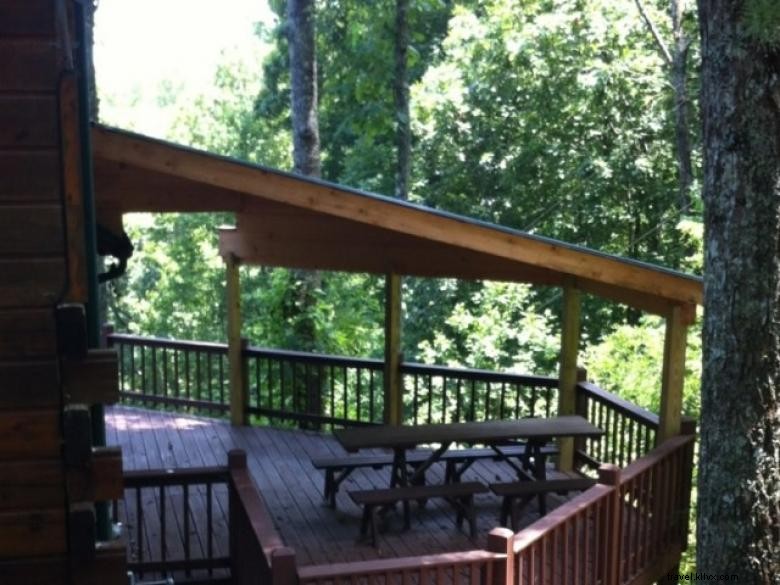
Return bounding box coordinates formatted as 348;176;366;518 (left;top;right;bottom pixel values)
0;1;124;583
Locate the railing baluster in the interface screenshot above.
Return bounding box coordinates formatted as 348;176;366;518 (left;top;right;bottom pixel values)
173;349;179;400
369;368;375;423
355;367;362;422
219;354;225;408
184;484;191;578
130;343;136;398
330;365;336;422
207;481;213;576
342;366;348;421
412;375;419;425
185;350;190;403
269;358;275;412
141;345;146;406
162;348;168;401
152;346;157;403
207;353;213;413
484;379;490;421
469;380;476;422
455;378;462;423
254;356;261;412
137;487;144;579
195;351;201;406
427;376;433;424
160;485;166;573
441;377;447;423
118;343;125;394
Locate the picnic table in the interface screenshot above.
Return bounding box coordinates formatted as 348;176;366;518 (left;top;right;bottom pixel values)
333;415;604;488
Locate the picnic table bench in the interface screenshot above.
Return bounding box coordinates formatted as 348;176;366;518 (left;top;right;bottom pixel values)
348;481;488;546
312;442;559;507
329;416;602;541
312;450;433;508
490;476;596;529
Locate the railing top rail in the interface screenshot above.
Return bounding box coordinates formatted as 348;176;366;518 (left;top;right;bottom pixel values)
620;433;695;483
107;332;228;353
298;550;505;580
109;331;558;386
244;344;384;368
577;381;660;428
401;362;558;386
229;459;286;559
512;484;613;552
123;466;229;488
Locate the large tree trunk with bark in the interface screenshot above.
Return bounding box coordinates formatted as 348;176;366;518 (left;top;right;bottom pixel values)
697;2;780;580
286;0;322;424
670;0;693;212
287;0;321;178
634;0;694;212
394;0;410;200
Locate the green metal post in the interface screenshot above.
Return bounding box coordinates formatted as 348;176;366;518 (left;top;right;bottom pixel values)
74;0;109;541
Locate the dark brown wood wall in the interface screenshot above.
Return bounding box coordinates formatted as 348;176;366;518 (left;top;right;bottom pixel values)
0;1;124;583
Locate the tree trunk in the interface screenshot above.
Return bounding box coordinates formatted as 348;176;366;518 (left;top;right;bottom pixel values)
633;0;694;212
286;0;321;426
697;2;780;580
394;0;411;200
287;0;321;178
384;0;411;425
670;0;693;212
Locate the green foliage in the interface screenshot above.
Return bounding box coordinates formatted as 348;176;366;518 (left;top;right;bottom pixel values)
743;0;780;46
107;212;230;341
584;314;701;416
107;0;703;384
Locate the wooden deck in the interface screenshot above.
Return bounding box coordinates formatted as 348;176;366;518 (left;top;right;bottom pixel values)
107;406;582;568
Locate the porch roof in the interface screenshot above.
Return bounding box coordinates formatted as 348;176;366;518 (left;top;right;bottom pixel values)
92;124;702;319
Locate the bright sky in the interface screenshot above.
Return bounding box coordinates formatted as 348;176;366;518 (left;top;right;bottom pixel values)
94;0;275;137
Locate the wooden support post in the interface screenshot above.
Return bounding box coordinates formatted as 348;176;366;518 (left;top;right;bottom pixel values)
487;527;514;585
658;305;687;443
557;284;581;471
597;464;622;585
383;273;403;426
226;254;247;426
574;367;589;467
271;547;298;585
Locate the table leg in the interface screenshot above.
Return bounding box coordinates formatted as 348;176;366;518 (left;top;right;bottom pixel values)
530;440;548;514
390;448;409;487
407;442;451;485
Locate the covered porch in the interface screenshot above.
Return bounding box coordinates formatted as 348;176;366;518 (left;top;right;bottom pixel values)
104;331;694;585
92;125;701;585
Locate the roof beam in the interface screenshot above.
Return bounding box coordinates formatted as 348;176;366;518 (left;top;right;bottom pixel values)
92;125;703;310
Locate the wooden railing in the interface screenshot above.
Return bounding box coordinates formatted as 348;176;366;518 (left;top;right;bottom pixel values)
616;431;695;584
109;333;230;416
575;381;659;469
116;465;232;583
511;431;696;585
294;528;513;585
401;363;558;425
115;435;694;585
115;449;288;585
107;332;558;430
257;433;694;585
244;346;384;427
106;332;668;471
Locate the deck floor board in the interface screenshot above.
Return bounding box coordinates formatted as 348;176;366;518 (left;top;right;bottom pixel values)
107;405;580;570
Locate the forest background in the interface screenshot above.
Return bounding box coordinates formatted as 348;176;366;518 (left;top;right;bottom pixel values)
96;0;703;423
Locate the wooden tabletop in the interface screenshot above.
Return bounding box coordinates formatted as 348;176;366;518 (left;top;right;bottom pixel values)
334;415;603;452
